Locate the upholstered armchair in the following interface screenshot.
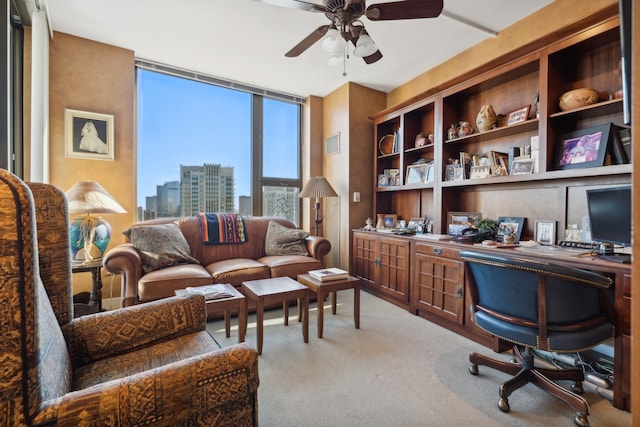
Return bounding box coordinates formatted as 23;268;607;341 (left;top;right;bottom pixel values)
0;169;259;426
460;250;614;427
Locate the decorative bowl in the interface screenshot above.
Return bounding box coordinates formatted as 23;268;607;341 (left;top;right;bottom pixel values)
378;134;395;155
559;88;599;111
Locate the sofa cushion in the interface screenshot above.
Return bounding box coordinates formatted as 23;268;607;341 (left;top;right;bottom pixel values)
205;259;271;287
264;221;309;256
258;255;322;279
125;223;199;273
138;264;214;302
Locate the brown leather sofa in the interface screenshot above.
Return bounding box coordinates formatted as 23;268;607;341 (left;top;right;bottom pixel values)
104;216;331;307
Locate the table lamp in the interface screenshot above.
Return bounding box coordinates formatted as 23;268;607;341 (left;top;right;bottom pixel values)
66;181;127;263
299;177;338;236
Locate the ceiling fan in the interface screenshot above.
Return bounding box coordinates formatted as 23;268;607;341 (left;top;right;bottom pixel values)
255;0;444;65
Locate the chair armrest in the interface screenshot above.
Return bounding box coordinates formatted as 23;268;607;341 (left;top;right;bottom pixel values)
102;243;143;306
63;294;207;366
305;235;331;261
44;343;259;426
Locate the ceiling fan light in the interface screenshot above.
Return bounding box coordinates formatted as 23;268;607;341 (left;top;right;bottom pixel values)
353;33;377;57
321;28;345;53
327;54;344;67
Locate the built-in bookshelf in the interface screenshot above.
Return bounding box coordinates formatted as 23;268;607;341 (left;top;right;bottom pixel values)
370;14;630;239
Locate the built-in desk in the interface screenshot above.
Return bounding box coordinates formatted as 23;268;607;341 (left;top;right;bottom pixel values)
352;230;631;411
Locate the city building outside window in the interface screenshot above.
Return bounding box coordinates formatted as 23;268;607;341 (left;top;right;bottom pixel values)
136;66;302;224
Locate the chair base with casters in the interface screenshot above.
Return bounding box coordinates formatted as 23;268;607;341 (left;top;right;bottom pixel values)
460;250;615;427
469;345;589;427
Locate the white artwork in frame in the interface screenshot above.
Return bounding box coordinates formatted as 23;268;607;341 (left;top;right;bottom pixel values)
65;109;115;160
325;132;340;155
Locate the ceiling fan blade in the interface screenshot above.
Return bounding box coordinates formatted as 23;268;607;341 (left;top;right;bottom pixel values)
363;50;383;64
366;0;443;21
254;0;325;13
285;25;330;57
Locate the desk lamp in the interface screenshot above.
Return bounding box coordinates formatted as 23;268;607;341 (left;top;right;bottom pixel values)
299;177;338;236
66;181;126;263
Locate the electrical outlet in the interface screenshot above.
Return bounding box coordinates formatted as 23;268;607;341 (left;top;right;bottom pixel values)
353;192;360;203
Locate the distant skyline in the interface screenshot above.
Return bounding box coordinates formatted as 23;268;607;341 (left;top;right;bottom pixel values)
136;69;299;210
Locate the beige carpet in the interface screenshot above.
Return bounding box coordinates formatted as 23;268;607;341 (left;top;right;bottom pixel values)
207;290;630;427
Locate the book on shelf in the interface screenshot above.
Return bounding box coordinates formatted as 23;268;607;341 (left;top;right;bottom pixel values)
309;268;349;281
615;126;632;161
185;284;235;300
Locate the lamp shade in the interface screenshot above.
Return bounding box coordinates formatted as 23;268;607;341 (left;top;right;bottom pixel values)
66;181;126;262
321;27;345;53
353;31;377;58
66;181;127;214
299;177;338;199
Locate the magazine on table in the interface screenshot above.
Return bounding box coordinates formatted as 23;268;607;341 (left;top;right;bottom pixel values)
309;268;349;282
185;284;234;300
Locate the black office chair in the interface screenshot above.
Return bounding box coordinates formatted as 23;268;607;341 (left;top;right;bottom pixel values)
460;250;614;427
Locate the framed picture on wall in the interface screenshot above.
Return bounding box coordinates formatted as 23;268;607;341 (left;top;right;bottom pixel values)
65;109;115;160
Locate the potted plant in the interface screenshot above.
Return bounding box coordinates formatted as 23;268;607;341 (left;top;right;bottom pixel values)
475;218;499;239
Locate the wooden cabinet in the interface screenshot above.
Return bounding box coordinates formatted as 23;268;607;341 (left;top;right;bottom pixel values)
410;242;463;325
352;231;409;308
370;14;630;239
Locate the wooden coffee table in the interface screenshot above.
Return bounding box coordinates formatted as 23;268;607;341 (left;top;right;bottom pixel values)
241;277;309;355
297;273;360;338
175;284;246;343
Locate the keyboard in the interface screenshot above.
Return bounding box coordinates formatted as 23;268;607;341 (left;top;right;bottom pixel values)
516;244;587;256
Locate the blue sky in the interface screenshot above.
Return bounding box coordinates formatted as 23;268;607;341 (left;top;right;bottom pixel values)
136;70;298;209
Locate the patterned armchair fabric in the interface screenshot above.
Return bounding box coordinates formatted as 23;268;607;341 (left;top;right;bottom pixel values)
0;170;259;426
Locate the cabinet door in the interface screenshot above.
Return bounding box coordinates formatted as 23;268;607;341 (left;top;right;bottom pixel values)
353;232;378;286
377;237;410;302
411;246;464;325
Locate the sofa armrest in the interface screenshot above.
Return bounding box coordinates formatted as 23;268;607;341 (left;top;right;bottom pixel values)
63;294;207;366
305;235;331;261
102;243;143;306
44;343;259;426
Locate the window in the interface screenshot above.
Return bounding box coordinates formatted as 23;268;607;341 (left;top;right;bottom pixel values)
136;65;302;224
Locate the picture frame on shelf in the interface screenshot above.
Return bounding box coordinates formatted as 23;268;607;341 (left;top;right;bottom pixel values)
497;216;526;243
469;165;491;179
383;214;398;228
384;168;401;186
425;164;435;183
377;174;389;187
447;212;482;236
535;220;556;245
506;105;531;126
405;163;429;184
64;109;115;160
554;123;612;170
510;158;534;175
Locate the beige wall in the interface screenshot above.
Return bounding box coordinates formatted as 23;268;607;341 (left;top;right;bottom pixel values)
321;83;385;269
29;32;136;294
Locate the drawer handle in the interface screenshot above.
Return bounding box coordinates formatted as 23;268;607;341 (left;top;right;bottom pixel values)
433;247;442;255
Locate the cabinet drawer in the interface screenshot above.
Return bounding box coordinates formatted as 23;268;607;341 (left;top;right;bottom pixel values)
414;242;459;259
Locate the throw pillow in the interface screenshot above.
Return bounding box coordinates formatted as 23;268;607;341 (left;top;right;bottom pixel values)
125;223;199;273
265;221;309;256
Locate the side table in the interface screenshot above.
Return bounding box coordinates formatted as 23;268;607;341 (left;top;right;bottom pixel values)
297;273;360;338
175;284;246;343
72;259;104;317
242;277;309;355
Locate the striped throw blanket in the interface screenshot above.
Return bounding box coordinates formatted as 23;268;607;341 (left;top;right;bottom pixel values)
198;213;247;245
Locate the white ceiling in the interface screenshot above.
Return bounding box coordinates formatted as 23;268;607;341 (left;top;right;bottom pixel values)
42;0;554;99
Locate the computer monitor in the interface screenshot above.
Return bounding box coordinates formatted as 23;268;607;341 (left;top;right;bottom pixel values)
586;185;631;263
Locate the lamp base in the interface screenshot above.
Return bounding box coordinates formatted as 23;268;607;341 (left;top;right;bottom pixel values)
69;216;111;262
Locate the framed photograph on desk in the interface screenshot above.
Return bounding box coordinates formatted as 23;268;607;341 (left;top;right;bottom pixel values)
535;221;556;245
